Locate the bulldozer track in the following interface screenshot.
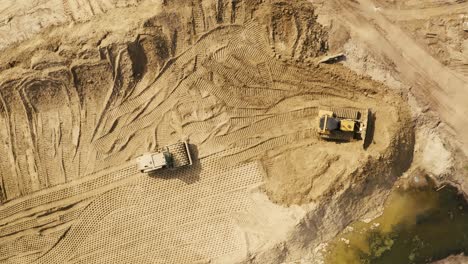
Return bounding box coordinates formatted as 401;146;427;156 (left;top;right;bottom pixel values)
62;0;75;22
330;107;360;120
0;1;412;262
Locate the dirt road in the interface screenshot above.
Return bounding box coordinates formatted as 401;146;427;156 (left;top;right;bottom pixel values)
328;0;468;156
381;1;468;21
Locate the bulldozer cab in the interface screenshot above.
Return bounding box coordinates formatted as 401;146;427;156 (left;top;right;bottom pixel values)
340;119;357;132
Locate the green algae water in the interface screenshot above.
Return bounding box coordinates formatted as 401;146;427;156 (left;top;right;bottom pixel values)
325;185;468;264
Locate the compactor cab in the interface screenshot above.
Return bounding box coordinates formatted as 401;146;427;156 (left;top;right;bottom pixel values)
318;108;369;143
136;141;193;173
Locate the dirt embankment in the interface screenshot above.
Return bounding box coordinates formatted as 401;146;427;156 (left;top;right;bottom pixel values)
433;254;468;264
0;0;416;263
305;1;467;263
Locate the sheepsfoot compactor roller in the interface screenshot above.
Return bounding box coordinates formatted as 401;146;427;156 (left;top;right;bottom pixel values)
136;141;193;173
317;108;369;143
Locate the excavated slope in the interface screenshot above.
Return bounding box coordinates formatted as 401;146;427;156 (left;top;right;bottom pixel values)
0;0;413;263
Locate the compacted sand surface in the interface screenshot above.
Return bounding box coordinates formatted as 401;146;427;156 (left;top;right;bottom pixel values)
0;0;466;263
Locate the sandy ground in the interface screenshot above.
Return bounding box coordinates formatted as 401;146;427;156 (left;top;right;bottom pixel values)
433;254;468;264
0;0;466;263
315;0;468;194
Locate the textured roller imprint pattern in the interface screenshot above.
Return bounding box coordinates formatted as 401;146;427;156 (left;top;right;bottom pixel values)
33;155;264;264
0;1;393;261
0;164;138;223
166;142;191;167
0;201;85;238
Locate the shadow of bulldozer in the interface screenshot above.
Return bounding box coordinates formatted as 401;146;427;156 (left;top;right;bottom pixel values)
364;111;376;150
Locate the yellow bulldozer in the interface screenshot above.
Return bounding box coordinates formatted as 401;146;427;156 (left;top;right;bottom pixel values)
317;108;369;143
